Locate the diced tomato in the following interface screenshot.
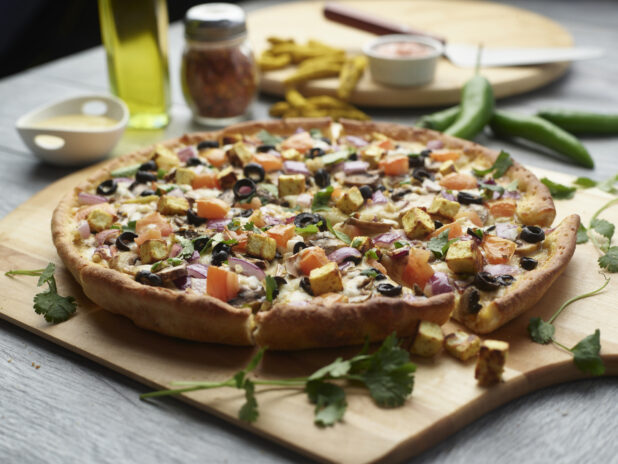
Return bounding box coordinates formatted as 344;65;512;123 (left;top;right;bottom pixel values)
430;221;463;240
252;153;283;172
379;155;409;176
430;150;461;162
76;202;115;221
134;228;162;246
196;198;230;219
136;212;172;236
439;172;478;190
377;139;395;150
403;248;434;289
454;210;483;227
482;235;517;264
238;196;262;210
488;199;517;218
205;148;227;167
281;131;314;153
266;224;295;248
192;172;220;190
299;247;330;275
207;266;239;302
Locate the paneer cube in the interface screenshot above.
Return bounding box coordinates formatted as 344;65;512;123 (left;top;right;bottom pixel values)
428;196;461;219
410;321;444;357
231;141;254;165
87;208;114;232
278;174;306;197
305;157;325;173
248;208;266;228
281;148;302;161
337;186;365;214
446;240;481;274
216;167;238;190
139;239;169;264
475;339;509;386
309;262;343;295
438;160;457;176
154;145;180;171
402;207;435;239
350;236;372;253
157;195;189;216
175;167;196;185
246;233;277;261
361;145;384;168
445;330;481;362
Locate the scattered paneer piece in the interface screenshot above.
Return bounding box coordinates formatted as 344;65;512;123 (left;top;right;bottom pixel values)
410;321;444;357
230;141;254;165
350;236;372;253
309;261;343;295
139;239;169;264
153;145;180;171
402;207;435;239
248;208;266;228
438;160;457;176
157;195;189;216
428;196;461;219
216;167;238;190
281;148;302;161
360;145;384;168
246;233;277;260
475;339;509;386
446;240;482;274
445;330;481;362
175;167;196;185
278;174;306;197
87;208;114;232
337;186;364;214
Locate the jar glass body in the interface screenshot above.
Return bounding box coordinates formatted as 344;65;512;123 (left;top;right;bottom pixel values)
181;36;259;126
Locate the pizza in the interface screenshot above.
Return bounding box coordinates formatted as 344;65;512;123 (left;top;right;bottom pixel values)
52;118;578;350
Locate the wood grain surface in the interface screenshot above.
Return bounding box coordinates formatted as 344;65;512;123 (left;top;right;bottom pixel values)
249;0;573;106
0;160;616;463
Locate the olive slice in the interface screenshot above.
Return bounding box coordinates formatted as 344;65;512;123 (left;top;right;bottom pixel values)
300;276;314;295
186;157;205;167
359;185;373;199
520;226;545;243
193;236;211;252
474;271;501;291
116;231;138;251
197;140;219;150
135;171;157;183
434;220;444;229
96;179;118;196
376;282;403;297
233;178;257;200
293;241;308;253
496;275;515;286
408;154;424;168
294;212;322;229
211;242;231;266
467;288;482;314
520;256;538;270
308;147;325;158
256;144;275;153
135;270;163;287
187;209;207;226
138;160;157;172
457;192;484;205
140;189;157;197
348;152;358;161
343;255;362;265
243;163;265;183
420;149;432;157
314;168;330;188
412;168;433;183
237;209;253;218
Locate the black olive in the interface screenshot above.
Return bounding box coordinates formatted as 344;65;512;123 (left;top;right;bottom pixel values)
135;270;163;287
420;149;432;157
474;272;501;291
243;163;265;183
408;154;424;168
359;185;373;199
467;288;482;313
376;283;403;297
141;189;157;197
412;168;433;183
293;241;308;253
343;255;362;265
237;209;254;218
197;140;219;150
294;212;322;229
135;171;157;183
211;250;228;266
275;250;282;259
434;220;444;229
520;256;538;270
193;236;211;252
96;179;117;196
376;185;387;192
374;273;387;281
115;231;138;251
521;226;545;243
213;242;231;256
274;276;287;287
233;178;257;200
485;225;496;232
308;147;325;158
187;209;207;226
348;152;358;161
314;169;331;188
457;192;484;205
321;137;331;144
186;157;204;167
467;228;483;241
496;275;515;286
138;160;157;171
300;276;314;295
256;144;275;153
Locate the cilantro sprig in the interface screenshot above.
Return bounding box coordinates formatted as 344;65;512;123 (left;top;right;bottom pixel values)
141;333;416;427
257;129;283;146
312;186;334;212
527;275;609;375
473;151;513;179
427;229;458;259
540;177;576;199
578;197;618;272
5;263;77;323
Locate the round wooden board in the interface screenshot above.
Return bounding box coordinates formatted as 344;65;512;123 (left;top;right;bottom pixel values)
248;0;574;107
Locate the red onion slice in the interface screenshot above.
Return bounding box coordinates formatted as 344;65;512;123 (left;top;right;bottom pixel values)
374;230;406;246
343;161;369;174
494;223;519;241
228;257;266;280
169;243;182;258
441;190;456;201
77;220;91;239
188;250;200;263
187;263;209;279
78;192;108;205
177;146;197;162
327;247;361;264
426;140;444;150
483;264;518;276
166;188;185;198
283;161;311;176
345;135;368;147
371;190;388;204
95;229;120;246
207;219;231;231
296;193;313;208
264;215;284;226
429;272;454;295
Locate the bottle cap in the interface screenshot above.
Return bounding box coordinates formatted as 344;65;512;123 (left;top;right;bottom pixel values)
185;3;247;42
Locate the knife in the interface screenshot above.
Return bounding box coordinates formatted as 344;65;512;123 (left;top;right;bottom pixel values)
323;3;604;67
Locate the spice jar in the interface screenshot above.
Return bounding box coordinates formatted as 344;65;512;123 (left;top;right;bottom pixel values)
181;3;259;126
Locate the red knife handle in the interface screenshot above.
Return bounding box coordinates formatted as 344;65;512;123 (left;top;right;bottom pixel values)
323;2;445;44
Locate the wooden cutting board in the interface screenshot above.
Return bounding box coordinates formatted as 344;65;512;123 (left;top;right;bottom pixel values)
249;0;573;107
1;163;616;464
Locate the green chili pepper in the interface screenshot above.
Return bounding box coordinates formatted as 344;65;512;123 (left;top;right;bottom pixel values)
444;75;494;140
417;105;460;131
490;110;594;168
537;109;618;135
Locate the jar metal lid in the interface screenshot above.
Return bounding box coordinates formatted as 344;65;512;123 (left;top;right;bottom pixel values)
184;3;247;42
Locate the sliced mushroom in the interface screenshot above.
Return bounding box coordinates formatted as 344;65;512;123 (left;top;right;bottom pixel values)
110;252;139;274
307;232;346;255
345;217;393;234
343;172;380;187
228;288;265;311
155;264;188;282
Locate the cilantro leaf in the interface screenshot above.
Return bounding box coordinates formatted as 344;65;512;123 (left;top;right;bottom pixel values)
305;380;347;426
473;151;513;179
365;249;379;260
238;379;259;423
541;177;576;200
243;221;256;232
527;317;555;344
264;275;277;302
591;218;615;243
178;237;195;259
597;174;618;194
393;241;408;249
37;262;56;287
576;224;589;244
574;177;597;189
427;229;456;259
308;357;351;381
326;219;351;244
257;129;283;146
33;289;77;323
467;228;484;240
312;186;334;212
571;330;605;376
122;220;137;233
598;247;618;272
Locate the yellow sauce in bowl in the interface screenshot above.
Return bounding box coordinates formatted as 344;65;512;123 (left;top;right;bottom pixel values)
34;114;119;129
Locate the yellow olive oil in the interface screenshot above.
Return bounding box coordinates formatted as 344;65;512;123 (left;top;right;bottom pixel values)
98;0;170;129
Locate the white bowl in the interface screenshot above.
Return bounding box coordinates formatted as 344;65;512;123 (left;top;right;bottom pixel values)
363;34;444;87
16;94;129;166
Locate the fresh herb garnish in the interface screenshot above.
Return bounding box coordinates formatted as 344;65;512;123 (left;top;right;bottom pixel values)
227;220;241;231
360;268;379;278
295;222;322;235
597;174;618;194
150;257;184;272
111;163;141;178
598;247;618;272
309;128;323;139
5;263;77;323
394;241;409;249
427;229;457;259
478;181;505;198
257;129;283;146
326;219;351;244
178;237;195;259
157;169;167;179
123;220;137;233
576;224;589;244
577;198;618;271
574;177;597;189
365;249;379;260
312;186;334;212
140;333;416;427
320;151;348;165
541;177;576;199
243;221;256;232
473;151;513;179
264;275;277;303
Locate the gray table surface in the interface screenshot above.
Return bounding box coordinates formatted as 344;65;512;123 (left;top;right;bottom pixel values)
1;1;617;463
